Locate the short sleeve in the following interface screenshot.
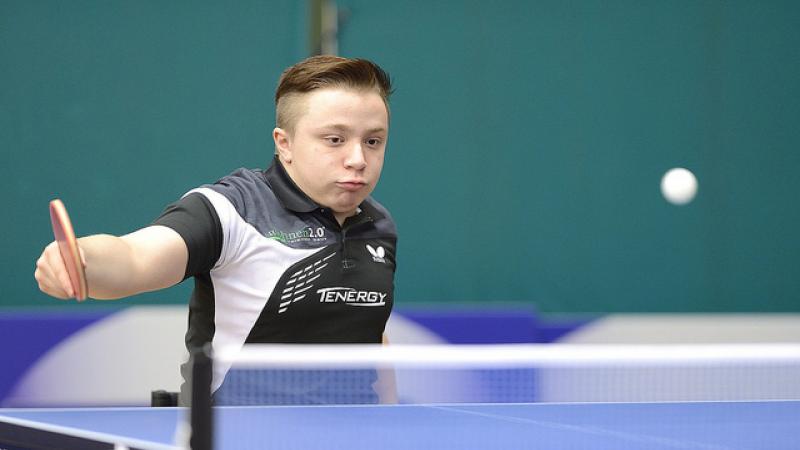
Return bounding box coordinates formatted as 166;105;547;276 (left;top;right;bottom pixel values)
152;192;223;279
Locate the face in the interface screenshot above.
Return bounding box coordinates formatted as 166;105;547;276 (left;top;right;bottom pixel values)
274;87;389;224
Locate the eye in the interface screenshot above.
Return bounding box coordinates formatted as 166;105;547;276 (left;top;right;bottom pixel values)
324;136;344;145
365;138;382;147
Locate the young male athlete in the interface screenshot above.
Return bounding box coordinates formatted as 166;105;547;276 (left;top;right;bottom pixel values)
34;55;397;404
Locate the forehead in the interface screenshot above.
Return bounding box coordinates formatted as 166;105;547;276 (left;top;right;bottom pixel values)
294;87;389;129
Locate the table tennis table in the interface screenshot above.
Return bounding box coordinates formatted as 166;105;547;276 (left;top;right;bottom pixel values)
0;400;797;450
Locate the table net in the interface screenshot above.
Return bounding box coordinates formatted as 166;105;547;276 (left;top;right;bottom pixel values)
183;343;800;450
208;343;800;405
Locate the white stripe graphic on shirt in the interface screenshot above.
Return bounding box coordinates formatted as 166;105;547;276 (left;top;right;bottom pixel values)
278;252;336;313
185;188;325;393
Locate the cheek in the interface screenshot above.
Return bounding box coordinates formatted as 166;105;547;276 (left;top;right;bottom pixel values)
367;148;385;163
370;154;385;172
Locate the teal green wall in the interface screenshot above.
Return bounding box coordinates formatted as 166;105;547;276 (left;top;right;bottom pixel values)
339;0;800;312
2;0;307;307
3;1;798;312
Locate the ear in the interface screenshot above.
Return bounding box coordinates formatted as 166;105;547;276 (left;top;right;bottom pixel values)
273;127;292;163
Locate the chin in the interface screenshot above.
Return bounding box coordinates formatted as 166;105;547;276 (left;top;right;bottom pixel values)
336;194;367;209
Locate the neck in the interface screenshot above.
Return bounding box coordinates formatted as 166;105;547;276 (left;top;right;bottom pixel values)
334;210;354;226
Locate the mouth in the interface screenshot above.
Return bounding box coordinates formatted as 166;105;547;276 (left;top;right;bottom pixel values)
336;180;367;192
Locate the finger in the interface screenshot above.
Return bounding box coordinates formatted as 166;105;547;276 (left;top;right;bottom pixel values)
53;256;76;299
35;251;71;299
42;243;76;299
79;246;87;268
34;261;71;300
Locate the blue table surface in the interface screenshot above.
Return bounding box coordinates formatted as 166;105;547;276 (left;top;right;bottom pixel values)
1;401;798;450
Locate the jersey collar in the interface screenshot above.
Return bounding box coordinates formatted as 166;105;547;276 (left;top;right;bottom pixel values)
263;157;385;223
263;156;318;213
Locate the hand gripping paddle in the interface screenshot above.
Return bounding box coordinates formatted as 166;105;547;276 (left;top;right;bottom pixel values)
49;199;88;300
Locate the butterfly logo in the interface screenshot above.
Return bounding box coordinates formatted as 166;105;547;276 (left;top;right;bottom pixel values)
366;244;386;263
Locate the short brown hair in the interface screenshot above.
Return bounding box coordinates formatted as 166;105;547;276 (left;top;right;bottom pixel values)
275;55;393;132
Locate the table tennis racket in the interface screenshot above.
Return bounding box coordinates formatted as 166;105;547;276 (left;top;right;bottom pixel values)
49;199;88;301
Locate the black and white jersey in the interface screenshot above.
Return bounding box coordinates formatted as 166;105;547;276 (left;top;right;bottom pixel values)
153;157;397;393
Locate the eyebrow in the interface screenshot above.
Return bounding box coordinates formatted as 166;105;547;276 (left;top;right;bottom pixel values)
317;124;387;134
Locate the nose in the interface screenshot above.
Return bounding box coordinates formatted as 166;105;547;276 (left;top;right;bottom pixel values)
344;142;367;171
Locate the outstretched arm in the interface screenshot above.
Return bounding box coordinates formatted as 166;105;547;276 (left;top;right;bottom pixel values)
35;225;188;300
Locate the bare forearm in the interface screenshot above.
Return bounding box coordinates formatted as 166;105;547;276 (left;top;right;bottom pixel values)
79;234;143;299
78;226;188;300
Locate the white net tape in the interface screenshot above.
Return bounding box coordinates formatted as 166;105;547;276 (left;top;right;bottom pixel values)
213;343;800;405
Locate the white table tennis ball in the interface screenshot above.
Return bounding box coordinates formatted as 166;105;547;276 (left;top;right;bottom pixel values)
661;168;698;205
